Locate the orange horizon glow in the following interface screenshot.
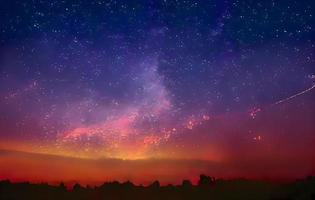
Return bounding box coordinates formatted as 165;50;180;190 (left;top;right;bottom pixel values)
0;137;223;161
1;148;314;187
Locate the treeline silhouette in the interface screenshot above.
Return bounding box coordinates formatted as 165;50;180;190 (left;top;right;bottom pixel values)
1;175;315;200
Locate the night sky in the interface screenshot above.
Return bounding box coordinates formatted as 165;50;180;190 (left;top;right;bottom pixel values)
0;0;315;184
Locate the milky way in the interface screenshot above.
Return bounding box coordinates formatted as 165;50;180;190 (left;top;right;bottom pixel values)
0;0;315;168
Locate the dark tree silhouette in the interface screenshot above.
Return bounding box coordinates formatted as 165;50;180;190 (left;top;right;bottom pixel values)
182;180;193;188
148;180;160;188
0;176;315;200
198;174;215;186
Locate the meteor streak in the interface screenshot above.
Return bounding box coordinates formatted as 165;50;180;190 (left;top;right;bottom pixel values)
271;83;315;106
249;76;315;119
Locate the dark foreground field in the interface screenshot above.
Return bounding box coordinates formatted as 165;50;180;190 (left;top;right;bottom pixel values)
1;175;315;200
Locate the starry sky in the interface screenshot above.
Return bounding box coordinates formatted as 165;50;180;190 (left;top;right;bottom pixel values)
0;0;315;183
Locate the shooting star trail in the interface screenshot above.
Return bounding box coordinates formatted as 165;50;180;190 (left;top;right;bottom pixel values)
249;75;315;119
271;83;315;106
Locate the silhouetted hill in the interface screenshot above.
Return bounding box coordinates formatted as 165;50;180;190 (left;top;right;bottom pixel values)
1;176;315;200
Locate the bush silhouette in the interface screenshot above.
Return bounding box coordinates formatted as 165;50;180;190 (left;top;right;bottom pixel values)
0;176;314;200
182;179;193;188
198;174;215;186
